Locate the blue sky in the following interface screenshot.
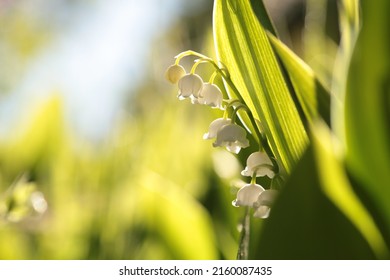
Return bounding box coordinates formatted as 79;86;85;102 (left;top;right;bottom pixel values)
0;0;207;140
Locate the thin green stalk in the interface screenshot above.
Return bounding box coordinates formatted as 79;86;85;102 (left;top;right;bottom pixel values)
236;206;251;260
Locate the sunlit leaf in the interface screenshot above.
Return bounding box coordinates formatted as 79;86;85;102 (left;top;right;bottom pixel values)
248;0;276;35
213;0;308;173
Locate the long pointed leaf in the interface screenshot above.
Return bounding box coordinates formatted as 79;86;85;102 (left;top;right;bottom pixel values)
213;0;308;173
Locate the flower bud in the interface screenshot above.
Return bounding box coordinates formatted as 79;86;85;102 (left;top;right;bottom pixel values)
165;64;186;84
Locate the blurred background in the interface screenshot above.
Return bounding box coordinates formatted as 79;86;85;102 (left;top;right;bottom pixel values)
0;0;340;259
0;0;237;260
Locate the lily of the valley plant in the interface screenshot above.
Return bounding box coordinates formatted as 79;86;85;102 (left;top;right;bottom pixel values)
165;50;281;219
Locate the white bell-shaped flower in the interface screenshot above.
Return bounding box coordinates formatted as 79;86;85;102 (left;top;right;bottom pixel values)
197;83;223;109
241;151;275;178
165;64;186;84
232;183;265;207
213;124;249;154
203;118;231;140
177;73;203;100
253;189;278;219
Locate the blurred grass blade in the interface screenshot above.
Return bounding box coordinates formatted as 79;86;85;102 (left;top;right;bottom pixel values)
141;172;218;259
267;32;331;125
331;0;361;144
213;0;308;173
344;0;390;237
311;122;388;259
0;95;64;174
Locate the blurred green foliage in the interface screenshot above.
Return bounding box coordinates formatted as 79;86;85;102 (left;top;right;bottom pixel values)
0;94;240;259
0;1;242;260
1;0;389;260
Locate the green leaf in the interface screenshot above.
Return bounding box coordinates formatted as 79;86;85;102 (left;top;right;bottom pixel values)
252;123;388;259
267;32;331;125
344;0;390;239
248;0;276;35
213;0;308;173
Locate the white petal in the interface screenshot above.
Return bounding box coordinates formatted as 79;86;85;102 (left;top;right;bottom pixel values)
253;190;278;219
253;205;271;218
254;189;279;208
225;142;242;154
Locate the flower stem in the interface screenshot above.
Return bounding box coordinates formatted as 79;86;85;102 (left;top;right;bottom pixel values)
251;174;257;184
231;104;248;123
237;207;251;260
190;60;203;74
174;50;210;65
208;71;218;84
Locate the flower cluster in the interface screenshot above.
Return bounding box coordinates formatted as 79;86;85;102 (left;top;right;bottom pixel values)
166;63;224;109
232;151;278;218
165;51;281;219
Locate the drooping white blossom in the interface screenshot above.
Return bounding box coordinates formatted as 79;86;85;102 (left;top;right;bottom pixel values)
197;83;223;109
213;124;249;154
253;189;278;218
232;183;265;207
241;151;275;178
177;73;203;101
203;118;231;140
